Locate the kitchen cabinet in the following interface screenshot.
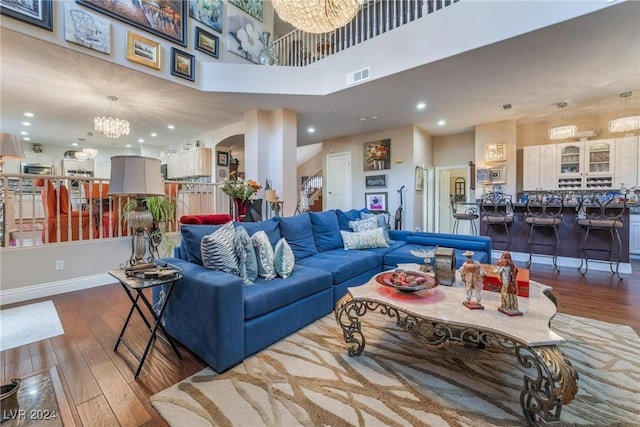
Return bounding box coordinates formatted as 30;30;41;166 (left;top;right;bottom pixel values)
614;136;639;189
166;148;212;179
556;139;615;190
630;214;640;255
523;144;556;191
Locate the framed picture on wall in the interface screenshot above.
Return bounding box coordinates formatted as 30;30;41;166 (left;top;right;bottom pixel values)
365;174;387;188
365;192;388;212
171;48;195;81
195;27;219;58
216;151;229;166
415;166;424;191
126;32;161;70
489;165;506;184
484;142;506;162
363;139;391;171
1;0;52;30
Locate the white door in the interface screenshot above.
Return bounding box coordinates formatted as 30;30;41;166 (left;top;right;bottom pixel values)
325;152;352;210
438;169;451;233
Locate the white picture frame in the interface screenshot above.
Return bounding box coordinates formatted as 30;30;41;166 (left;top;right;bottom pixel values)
484;142;506;162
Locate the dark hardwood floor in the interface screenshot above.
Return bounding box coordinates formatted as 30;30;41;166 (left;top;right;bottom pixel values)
2;258;639;426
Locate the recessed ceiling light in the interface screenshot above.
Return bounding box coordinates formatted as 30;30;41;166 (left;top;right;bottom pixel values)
138;138;144;143
416;102;426;110
371;115;379;120
72;142;79;147
308;127;315;133
22;121;31;126
150;132;157;137
126;144;132;148
23;137;31;141
24;112;34;117
20;131;28;135
437;120;446;126
360;117;367;122
167;125;175;130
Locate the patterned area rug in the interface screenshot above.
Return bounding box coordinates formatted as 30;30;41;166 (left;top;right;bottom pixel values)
151;313;640;426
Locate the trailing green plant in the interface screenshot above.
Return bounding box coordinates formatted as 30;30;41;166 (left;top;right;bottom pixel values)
121;196;177;258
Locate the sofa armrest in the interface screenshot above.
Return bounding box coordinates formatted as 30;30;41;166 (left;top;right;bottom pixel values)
154;257;245;373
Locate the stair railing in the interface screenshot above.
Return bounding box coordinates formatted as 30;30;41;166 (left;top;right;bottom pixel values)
297;170;323;214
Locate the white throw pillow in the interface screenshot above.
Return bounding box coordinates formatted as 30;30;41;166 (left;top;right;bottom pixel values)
251;230;276;280
340;228;389;250
274;238;295;279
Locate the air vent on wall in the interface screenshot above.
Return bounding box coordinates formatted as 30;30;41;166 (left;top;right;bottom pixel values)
346;67;370;86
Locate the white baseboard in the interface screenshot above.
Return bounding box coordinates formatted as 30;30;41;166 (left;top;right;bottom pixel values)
499;251;633;275
0;274;115;305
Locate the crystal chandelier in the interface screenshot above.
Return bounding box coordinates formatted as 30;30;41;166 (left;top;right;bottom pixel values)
548;102;577;140
94;96;130;139
75;147;98;161
608;91;640;133
272;0;364;34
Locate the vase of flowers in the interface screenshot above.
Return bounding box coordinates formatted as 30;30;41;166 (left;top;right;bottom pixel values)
220;178;261;221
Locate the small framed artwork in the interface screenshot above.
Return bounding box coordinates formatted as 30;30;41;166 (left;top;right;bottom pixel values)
363;139;391;171
216;151;229;166
365;192;388;212
64;3;111;54
489;166;507;184
126;32;161;70
484;142;506;162
195;27;219;58
1;0;53;31
415;166;424;191
476;168;490;183
365;174;387;189
189;0;223;33
171;48;195;81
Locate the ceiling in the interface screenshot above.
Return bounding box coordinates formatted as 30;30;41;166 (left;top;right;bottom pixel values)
1;1;639;152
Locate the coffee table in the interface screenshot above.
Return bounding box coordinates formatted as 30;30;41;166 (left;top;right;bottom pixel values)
334;267;578;426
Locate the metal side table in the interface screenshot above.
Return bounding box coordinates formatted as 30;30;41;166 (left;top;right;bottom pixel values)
110;265;183;379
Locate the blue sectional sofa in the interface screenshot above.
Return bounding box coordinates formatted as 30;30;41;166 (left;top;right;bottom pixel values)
154;209;491;373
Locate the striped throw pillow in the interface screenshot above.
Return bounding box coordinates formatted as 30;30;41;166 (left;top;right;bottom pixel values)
201;221;240;275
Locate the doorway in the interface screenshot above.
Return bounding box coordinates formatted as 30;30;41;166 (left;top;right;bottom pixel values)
435;164;474;234
325;152;352;211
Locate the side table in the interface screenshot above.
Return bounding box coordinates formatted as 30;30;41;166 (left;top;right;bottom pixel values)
109;266;183;379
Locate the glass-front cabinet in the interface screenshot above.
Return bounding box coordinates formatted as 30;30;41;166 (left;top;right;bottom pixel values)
557;143;583;190
585;140;614;189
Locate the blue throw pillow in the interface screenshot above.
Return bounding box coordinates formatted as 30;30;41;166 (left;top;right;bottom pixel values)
236;226;258;284
274;238;295;279
181;224;222;265
201;222;240;275
277;213;318;260
309;210;342;252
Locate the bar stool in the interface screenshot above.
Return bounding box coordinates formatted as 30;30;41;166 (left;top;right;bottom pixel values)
480;192;514;251
576;193;626;279
524;193;563;271
451;196;478;235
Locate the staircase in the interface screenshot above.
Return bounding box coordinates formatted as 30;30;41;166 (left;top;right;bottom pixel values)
297;170;323;213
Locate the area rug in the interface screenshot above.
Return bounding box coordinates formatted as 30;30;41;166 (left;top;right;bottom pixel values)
0;300;64;351
151;313;640;426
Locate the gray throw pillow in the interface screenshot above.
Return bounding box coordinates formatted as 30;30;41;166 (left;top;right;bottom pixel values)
360;212;393;244
251;230;276;280
201;221;240;275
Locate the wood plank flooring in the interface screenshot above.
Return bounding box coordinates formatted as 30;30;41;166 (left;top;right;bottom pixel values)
2;259;639;426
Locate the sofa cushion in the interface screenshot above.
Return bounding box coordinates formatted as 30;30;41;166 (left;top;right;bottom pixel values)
252;230;276;280
384;243;489;268
201;222;240;275
240;217;281;247
297;249;381;285
340;228;389;250
277;213;318;260
309;210;342;252
336;208;370;231
243;264;333;320
180;224;222;265
406;235;489;254
274;238;295;279
236;226;258;283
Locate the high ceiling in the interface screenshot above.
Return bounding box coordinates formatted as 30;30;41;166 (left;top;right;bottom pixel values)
1;1;639;152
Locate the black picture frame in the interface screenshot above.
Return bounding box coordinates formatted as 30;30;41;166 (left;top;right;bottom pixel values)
77;0;187;46
195;27;219;59
171;48;195;81
1;0;52;31
216;151;229;166
365;174;387;189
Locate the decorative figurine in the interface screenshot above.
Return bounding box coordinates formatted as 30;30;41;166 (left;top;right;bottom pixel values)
496;251;523;316
459;251;484;309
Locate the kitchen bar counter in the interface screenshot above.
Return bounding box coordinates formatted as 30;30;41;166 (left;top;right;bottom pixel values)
479;203;631;262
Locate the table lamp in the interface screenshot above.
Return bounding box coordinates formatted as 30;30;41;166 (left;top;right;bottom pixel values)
108;155;164;266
